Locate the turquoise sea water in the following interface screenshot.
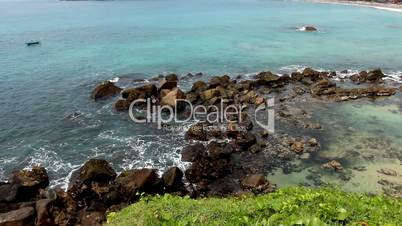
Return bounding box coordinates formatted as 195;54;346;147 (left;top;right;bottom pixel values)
1;0;402;187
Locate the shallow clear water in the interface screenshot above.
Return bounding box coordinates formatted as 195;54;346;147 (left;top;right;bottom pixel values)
1;0;402;188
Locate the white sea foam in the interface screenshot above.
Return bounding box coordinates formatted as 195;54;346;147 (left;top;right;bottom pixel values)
108;77;120;83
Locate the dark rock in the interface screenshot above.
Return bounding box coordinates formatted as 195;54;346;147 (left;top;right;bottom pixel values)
185;122;207;141
185;158;230;184
291;72;303;81
162;167;183;188
207;142;232;159
340;70;348;74
304;26;317;31
91;81;121;100
367;68;384;82
116;168;158;199
0;207;35;226
69;159;116;188
79;211;105;226
10;166;49;202
236;132;257;150
159;74;178;90
209;75;231;88
190;81;208;93
241;174;266;188
122;84;157;102
0;183;18;203
181;143;207;162
207;178;242;196
0;201;35;214
114;99;131;111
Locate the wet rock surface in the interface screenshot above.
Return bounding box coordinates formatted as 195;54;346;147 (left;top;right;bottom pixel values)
91;81;122;100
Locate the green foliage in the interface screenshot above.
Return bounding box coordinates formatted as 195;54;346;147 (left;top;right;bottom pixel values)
106;187;402;226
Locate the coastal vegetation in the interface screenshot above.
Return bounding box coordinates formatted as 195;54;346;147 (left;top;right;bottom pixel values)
107;187;402;226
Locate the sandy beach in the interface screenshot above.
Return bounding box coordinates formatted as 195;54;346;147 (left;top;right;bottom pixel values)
309;0;402;12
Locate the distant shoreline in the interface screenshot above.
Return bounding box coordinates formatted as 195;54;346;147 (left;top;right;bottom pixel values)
309;0;402;12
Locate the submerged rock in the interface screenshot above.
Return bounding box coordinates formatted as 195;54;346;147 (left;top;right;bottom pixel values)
91;81;122;100
322;160;343;171
377;168;397;177
303;26;317;31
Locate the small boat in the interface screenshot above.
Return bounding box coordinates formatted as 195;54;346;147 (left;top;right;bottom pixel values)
26;41;41;46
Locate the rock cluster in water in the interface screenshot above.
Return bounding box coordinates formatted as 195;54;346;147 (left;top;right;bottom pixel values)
1;67;400;225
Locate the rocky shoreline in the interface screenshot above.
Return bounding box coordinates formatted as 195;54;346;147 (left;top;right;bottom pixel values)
1;67;401;225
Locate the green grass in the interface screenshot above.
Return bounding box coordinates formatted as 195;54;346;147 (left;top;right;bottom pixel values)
106;187;402;226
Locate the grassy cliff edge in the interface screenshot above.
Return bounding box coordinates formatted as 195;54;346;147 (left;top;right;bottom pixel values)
106;187;402;226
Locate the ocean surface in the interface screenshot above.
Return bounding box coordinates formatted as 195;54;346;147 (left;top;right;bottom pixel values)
1;0;402;189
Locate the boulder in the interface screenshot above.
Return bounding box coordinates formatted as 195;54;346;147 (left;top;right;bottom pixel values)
0;207;35;226
69;159;116;188
122;84;157;102
10;166;49;201
190;81;208;93
181;143;207;162
367;69;384;82
209;75;231;88
302;68;321;81
241;174;267;188
207;142;233;159
159;74;178;90
160;88;186;111
114;99;131;111
91;81;121;100
253;71;286;87
116;168;158;197
162;167;183;188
